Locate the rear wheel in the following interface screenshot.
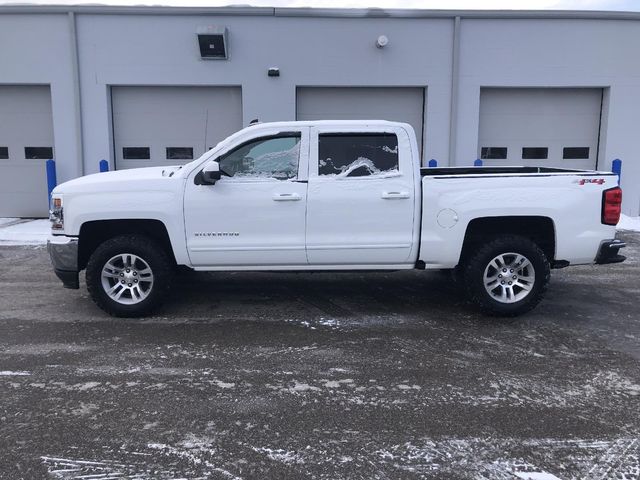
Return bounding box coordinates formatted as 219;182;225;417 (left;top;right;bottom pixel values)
462;235;550;317
86;234;173;317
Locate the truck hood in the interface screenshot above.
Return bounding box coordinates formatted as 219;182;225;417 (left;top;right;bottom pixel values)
52;166;180;195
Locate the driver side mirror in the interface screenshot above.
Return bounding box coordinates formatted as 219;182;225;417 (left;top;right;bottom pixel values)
201;161;222;185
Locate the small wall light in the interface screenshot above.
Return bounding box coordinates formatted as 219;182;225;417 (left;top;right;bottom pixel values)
267;67;280;77
376;35;389;48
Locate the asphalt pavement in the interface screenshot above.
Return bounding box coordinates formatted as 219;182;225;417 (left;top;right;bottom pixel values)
0;233;639;479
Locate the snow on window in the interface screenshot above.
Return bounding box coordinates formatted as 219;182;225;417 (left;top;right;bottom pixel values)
323;156;399;178
219;135;300;180
382;145;398;154
318;133;399;178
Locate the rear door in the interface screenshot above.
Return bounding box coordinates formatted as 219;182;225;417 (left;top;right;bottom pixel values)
306;125;418;266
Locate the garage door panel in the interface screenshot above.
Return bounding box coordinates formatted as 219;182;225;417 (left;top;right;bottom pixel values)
112;86;242;170
297;87;425;155
0;86;53;217
0;163;49;217
115;112;207;139
478;88;601;169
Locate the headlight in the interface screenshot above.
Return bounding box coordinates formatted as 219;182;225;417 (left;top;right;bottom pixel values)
49;195;64;231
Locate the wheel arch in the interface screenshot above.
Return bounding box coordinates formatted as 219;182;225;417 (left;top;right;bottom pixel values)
78;219;177;271
459;216;556;266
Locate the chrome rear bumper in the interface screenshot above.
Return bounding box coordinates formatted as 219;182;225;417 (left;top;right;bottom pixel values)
595;239;626;265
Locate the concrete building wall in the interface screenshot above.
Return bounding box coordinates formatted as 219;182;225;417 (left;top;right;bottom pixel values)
0;7;639;215
0;13;81;185
457;17;640;215
74;13;453;175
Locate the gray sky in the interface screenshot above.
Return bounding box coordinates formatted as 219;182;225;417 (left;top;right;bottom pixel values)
2;0;640;9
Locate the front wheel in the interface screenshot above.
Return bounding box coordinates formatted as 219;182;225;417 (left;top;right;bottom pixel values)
86;235;173;317
462;235;550;317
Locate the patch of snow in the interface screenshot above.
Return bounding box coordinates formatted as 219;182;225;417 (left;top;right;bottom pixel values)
0;217;19;227
318;318;339;327
148;442;241;479
71;402;99;416
0;371;31;376
617;214;640;232
252;447;302;464
212;379;235;389
74;381;101;391
323;380;341;388
397;384;421;390
0;219;50;245
513;472;562;480
323;379;353;388
290;382;320;393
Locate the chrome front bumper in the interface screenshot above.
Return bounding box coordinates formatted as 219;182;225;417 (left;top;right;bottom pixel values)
47;236;79;289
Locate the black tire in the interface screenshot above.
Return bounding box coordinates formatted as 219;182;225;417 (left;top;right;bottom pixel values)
86;234;173;317
462;234;550;317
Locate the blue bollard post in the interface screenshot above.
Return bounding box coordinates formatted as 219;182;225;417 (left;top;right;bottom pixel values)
46;159;57;203
474;159;483;167
99;159;109;172
612;158;622;185
428;159;437;168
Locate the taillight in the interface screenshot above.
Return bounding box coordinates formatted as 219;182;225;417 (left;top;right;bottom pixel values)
602;186;622;225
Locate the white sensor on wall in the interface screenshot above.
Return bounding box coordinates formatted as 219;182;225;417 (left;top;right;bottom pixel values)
376;35;389;48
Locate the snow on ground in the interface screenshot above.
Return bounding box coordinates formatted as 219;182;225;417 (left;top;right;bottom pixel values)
0;219;50;245
0;217;19;227
617;214;640;232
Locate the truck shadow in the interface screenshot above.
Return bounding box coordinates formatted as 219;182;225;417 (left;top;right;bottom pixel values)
164;269;516;327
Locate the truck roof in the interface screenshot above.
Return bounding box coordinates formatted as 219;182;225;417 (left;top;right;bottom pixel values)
247;120;410;129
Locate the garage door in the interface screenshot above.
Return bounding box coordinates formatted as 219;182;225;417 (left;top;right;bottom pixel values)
296;87;425;155
0;85;53;217
112;86;242;170
478;88;602;169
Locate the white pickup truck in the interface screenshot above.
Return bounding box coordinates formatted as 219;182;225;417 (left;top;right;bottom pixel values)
48;120;625;317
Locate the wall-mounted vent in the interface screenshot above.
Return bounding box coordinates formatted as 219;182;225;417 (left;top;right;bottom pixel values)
197;26;228;59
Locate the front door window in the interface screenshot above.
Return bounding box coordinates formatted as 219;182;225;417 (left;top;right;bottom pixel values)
218;134;301;180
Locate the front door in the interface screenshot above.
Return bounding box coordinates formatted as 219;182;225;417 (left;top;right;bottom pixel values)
184;127;309;267
306;126;418;266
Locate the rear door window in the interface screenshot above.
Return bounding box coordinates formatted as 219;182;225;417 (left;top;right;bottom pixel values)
318;133;399;177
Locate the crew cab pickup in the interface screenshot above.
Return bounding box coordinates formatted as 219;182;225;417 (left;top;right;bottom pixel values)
48;121;625;317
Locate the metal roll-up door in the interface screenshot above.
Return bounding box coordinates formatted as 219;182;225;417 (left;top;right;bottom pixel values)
478;88;603;169
296;87;425;155
112;86;242;170
0;85;53;217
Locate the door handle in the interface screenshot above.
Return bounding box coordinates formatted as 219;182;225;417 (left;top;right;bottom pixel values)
273;193;302;201
381;191;410;199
